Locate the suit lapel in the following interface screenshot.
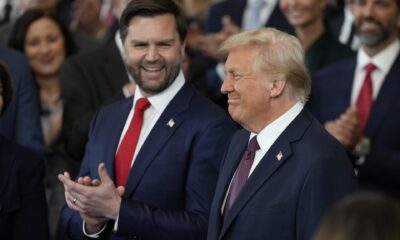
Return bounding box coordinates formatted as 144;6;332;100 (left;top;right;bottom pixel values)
365;55;400;137
219;110;312;239
102;98;133;181
123;83;193;197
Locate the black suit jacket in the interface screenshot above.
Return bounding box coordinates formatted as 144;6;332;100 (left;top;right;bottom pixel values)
60;40;130;161
0;136;48;239
208;109;357;240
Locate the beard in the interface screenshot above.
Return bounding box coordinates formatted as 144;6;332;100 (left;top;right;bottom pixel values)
127;58;181;95
355;17;396;47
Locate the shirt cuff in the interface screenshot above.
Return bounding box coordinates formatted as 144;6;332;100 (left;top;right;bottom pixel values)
82;221;107;238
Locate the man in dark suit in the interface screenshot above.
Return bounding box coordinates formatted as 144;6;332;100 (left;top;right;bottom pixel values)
308;0;400;198
0;62;48;239
0;47;44;153
207;28;356;240
58;1;238;239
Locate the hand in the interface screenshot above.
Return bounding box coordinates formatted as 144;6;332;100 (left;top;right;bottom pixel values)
324;107;362;149
221;16;240;37
58;163;125;220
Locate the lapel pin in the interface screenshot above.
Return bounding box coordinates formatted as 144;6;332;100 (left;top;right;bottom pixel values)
276;151;283;161
167;118;175;128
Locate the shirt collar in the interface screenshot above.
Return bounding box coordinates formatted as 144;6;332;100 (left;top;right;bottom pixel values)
357;39;400;73
133;71;185;114
250;101;304;154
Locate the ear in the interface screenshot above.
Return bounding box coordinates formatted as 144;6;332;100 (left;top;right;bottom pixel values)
269;79;286;98
181;39;187;56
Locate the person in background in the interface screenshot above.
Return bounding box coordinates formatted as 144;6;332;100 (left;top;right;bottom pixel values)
313;191;400;240
0;46;44;153
279;0;354;72
58;0;238;239
60;0;134;162
7;8;77;239
207;28;356;240
0;62;49;240
307;0;400;199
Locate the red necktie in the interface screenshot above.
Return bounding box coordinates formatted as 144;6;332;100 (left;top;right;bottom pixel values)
223;136;259;219
356;63;376;133
115;98;150;186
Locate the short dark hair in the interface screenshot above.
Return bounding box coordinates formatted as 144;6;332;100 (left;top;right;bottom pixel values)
0;62;13;115
119;0;187;43
7;8;77;57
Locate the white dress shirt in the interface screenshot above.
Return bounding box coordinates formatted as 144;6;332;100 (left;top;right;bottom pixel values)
350;39;400;105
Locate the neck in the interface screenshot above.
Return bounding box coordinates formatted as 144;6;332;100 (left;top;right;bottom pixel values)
36;75;61;106
245;98;296;133
295;17;325;50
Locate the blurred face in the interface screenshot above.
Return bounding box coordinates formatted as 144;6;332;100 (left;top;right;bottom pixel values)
280;0;326;28
221;46;272;131
123;14;185;96
24;17;66;78
351;0;400;48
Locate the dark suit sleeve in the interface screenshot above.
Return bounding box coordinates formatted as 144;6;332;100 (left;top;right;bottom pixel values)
296;155;357;240
13;149;49;239
358;144;400;191
60;58;124;161
0;50;44;153
115;116;237;240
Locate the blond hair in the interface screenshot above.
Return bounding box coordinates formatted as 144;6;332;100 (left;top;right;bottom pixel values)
220;28;310;103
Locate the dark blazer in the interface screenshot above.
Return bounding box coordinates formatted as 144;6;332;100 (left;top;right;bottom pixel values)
305;28;354;72
60;82;239;240
60;40;130;161
0;136;48;239
308;54;400;199
204;0;294;34
0;47;44;153
208;109;356;240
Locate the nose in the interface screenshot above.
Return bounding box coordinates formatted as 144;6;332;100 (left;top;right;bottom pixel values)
39;41;50;53
145;45;160;62
221;74;234;95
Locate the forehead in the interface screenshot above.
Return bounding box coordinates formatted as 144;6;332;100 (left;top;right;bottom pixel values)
225;46;259;70
27;18;60;34
126;14;178;40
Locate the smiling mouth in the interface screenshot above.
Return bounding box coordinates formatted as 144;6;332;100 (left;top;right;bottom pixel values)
142;66;163;72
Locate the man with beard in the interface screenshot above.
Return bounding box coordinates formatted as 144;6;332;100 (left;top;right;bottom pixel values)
58;0;238;239
308;0;400;199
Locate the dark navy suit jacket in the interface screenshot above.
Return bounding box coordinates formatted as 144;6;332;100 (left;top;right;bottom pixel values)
60;82;238;240
208;109;356;240
308;54;400;198
204;0;294;34
0;136;48;239
0;47;44;153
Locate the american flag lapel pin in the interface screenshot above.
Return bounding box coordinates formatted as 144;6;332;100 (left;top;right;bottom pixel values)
276;151;283;161
167;118;175;128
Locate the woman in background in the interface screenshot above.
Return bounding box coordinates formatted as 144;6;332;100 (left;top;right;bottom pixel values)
0;62;49;239
279;0;354;72
8;8;77;239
